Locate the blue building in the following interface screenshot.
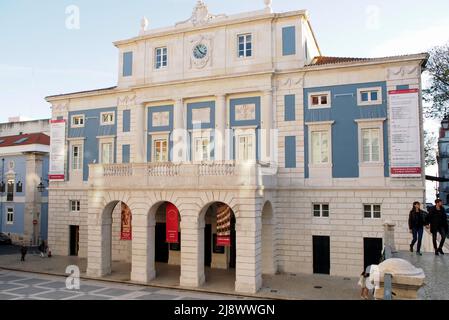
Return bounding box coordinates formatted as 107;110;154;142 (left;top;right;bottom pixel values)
0;119;50;245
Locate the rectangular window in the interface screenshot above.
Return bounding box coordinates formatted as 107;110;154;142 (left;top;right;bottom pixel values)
285;136;296;168
309;92;331;109
122;144;130;164
238;34;252;58
71;115;85;128
100;112;115;125
101;143;113;164
284;94;296;121
123;110;131;132
364;204;381;219
357;87;382;106
194;137;210;162
282;26;296;56
71;145;83;170
311;131;329;164
313;204;329;217
6;180;14;202
237;135;254;162
362;128;380;162
153;139;168;162
155;47;168;69
123;51;133;77
6;208;14;224
70;200;81;212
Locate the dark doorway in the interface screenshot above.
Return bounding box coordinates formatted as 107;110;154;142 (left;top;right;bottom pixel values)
204;224;212;267
313;235;330;275
69;225;79;256
155;223;169;263
229;215;236;269
364;238;383;269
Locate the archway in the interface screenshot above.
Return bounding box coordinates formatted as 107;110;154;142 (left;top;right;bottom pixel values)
99;200;133;280
148;201;181;286
261;201;277;275
200;202;237;289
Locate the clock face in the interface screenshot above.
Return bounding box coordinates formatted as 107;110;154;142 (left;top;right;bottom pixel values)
193;43;208;59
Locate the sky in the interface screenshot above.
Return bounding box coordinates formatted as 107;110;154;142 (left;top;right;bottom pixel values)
1;0;449;200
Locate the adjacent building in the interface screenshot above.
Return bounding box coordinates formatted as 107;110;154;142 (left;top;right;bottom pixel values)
437;116;449;203
0;118;50;245
45;1;428;293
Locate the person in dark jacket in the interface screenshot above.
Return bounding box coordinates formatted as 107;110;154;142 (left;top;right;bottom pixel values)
20;245;27;262
408;201;427;255
427;199;449;255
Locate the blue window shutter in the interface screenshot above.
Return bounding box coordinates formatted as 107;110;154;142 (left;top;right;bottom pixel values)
285;136;296;168
284;95;296;121
122;145;130;163
282;26;296;56
123;52;133;77
123;110;131;132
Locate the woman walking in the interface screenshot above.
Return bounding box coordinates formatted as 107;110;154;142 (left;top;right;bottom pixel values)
408;201;427;255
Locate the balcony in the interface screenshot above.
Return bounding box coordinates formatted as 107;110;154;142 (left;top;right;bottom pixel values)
88;161;277;189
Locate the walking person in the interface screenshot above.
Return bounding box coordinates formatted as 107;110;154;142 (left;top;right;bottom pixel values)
408;201;427;256
427;199;449;255
38;240;45;258
20;244;27;262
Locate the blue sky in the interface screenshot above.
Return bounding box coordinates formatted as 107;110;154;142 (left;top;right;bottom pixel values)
0;0;448;122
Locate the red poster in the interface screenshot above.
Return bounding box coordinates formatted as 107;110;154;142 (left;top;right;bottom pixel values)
120;203;132;240
166;203;179;243
216;204;231;247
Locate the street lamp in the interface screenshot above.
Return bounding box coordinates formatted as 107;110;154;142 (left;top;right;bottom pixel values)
442;116;449;130
37;179;46;193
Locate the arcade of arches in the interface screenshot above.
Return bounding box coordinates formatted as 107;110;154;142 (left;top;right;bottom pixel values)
86;192;276;294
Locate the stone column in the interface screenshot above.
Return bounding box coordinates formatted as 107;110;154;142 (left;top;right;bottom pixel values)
180;213;205;287
215;94;227;161
235;206;262;294
383;221;396;252
134;103;146;163
261;90;273;163
131;208;156;283
173;98;186;163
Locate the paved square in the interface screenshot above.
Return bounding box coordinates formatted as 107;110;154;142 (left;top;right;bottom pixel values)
12;278;51;286
136;293;178;300
6;286;51;296
33;290;83;300
93;288;134;297
0;283;25;291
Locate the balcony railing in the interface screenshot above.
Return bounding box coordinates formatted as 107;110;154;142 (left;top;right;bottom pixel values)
89;161;276;189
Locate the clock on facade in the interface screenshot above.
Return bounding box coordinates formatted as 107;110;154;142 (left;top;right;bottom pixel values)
193;43;208;59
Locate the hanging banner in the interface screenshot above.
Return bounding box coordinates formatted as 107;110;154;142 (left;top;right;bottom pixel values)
388;89;422;177
120;203;132;240
166;203;179;243
49;119;66;181
216;204;231;247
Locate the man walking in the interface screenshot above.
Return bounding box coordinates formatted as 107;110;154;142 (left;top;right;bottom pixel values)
427;199;449;255
20;244;27;262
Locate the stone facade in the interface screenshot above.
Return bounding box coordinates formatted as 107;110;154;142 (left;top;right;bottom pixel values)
45;2;428;293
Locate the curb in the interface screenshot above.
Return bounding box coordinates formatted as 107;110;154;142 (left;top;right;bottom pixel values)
0;266;290;300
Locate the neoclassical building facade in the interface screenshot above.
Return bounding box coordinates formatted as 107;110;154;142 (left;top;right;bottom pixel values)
46;1;428;293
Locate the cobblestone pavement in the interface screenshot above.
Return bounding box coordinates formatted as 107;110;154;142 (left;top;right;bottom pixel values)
0;270;250;300
395;251;449;300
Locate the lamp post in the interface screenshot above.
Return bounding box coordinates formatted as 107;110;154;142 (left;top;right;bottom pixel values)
442;116;449;130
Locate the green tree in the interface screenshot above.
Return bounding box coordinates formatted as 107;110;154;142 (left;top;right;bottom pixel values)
424;130;437;167
424;43;449;119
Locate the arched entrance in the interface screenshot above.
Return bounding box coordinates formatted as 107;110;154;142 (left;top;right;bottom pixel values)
200;202;237;288
261;201;277;274
149;201;181;285
97;200;133;280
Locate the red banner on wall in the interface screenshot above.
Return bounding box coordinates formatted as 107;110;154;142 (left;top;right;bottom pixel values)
216;204;231;247
120;202;132;240
166;203;179;243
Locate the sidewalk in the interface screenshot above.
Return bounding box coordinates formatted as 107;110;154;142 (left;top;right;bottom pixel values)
0;247;359;300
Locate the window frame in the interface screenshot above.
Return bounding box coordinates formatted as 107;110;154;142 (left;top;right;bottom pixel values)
71;115;85;128
71;144;83;171
355;118;385;167
6;179;14;202
6;207;14;224
313;203;329;218
357;87;383;106
308;91;331;109
192;132;211;162
152;135;169;163
363;204;381;219
361;128;381;163
155;47;168;70
100;112;115;126
100;142;114;164
70;200;81;212
306;121;334;171
237;33;253;58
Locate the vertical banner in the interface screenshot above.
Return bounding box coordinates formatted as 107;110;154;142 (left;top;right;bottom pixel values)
166;203;179;243
49;119;66;181
120;202;132;240
388;89;422;177
216;204;231;247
